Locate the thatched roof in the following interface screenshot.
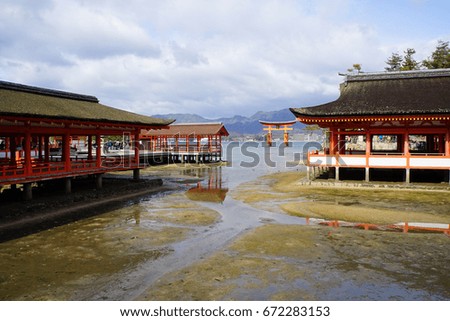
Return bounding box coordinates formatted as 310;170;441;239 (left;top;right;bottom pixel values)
141;122;230;137
0;80;173;127
290;69;450;118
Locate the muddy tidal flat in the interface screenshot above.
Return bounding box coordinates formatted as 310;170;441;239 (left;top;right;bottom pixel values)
0;161;449;300
140;171;450;300
140;224;449;300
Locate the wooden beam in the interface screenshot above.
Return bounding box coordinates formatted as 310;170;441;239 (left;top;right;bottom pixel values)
24;131;32;175
134;130;140;167
96;134;101;168
63;134;71;171
44;135;50;163
446;129;450;156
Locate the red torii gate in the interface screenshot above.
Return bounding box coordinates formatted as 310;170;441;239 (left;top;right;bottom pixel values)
259;120;296;146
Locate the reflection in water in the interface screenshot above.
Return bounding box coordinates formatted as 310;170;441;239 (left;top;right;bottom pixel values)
131;207;141;225
185;166;228;203
311;218;450;234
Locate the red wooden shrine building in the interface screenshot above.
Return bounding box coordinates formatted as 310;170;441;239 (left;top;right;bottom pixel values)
0;80;172;199
140;123;229;163
290;68;450;183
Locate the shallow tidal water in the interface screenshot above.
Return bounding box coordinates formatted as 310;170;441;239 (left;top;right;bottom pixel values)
0;142;449;300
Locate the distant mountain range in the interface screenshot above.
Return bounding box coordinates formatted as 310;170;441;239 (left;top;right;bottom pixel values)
153;109;304;135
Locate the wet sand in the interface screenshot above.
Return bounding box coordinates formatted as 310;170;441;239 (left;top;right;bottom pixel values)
0;186;221;300
137;171;450;300
233;171;450;225
139;224;449;300
0;175;174;242
1;166;449;300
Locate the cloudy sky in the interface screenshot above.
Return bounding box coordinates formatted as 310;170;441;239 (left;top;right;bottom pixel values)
1;0;449;118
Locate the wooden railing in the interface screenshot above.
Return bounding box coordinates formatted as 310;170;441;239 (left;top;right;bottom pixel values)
0;156;141;183
308;151;450;169
147;146;222;153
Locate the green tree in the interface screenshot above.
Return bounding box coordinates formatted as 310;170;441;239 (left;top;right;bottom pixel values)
105;135;125;142
347;63;362;74
422;40;450;69
305;125;320;131
400;48;420;70
385;52;403;71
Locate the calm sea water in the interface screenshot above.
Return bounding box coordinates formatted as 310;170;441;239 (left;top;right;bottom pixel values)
221;141;309;185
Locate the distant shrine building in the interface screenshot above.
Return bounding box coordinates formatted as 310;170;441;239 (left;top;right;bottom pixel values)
290;68;450;183
0;80;172;199
140;122;229;163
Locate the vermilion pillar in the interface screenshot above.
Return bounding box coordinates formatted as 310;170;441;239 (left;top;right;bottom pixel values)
329;129;336;154
197;135;201;152
44;136;50;163
87;135;93;161
96;134;102;168
134;130;140;166
365;131;371;182
63;134;71;171
446;129;450;156
10;136;16;165
38;136;43;161
404;130;410;184
24;132;32;175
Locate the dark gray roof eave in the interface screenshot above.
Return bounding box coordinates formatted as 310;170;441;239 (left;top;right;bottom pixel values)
290;107;450;118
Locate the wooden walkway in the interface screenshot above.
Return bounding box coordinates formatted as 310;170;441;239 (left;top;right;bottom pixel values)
0;148;223;186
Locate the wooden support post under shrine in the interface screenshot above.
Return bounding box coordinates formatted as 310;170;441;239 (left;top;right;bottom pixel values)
96;174;103;189
23;182;32;201
259;120;296;146
133;168;140;180
64;177;72;194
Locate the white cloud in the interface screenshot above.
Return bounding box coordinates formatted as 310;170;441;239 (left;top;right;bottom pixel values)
1;0;448;118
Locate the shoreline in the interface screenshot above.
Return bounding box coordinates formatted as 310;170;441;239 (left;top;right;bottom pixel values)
233;171;450;226
298;177;450;192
